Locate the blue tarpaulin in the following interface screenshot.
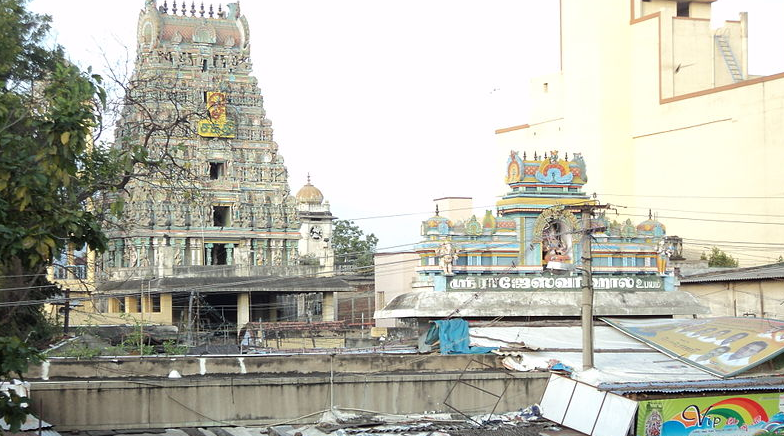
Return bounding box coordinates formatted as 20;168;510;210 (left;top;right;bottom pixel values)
427;319;497;355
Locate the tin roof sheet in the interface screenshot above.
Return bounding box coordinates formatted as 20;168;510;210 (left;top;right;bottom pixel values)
680;263;784;283
596;374;784;394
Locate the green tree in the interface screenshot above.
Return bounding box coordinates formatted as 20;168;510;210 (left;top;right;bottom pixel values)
0;0;107;342
705;247;739;268
332;220;379;269
0;336;43;433
0;0;199;341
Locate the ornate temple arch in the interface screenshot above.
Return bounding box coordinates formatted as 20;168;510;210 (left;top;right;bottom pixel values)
531;206;581;263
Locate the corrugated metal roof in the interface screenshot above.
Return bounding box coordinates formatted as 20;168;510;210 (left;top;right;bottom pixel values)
597;374;784;394
680;263;784;283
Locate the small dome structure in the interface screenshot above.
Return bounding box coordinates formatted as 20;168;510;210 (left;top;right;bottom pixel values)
296;175;324;205
637;211;666;236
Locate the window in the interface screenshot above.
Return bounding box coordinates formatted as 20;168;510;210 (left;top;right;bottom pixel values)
201;59;208;72
152;294;161;312
111;297;125;313
213;206;231;226
612;256;623;267
209;162;225;179
206;243;228;265
677;2;690;17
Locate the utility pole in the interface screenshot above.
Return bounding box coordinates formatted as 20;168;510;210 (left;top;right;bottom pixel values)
63;287;71;335
187;290;195;345
578;203;608;370
140;281;145;356
580;208;594;370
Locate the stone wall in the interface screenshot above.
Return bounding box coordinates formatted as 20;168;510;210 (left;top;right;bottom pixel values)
27;354;549;430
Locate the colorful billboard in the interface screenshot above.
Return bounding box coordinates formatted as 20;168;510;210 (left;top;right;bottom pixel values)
198;91;235;138
637;394;784;436
601;317;784;378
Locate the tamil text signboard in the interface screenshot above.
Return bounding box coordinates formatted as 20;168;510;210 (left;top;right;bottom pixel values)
602;317;784;378
447;274;662;292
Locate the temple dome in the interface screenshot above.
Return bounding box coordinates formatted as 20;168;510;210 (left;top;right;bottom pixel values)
637;217;666;236
296;177;324;204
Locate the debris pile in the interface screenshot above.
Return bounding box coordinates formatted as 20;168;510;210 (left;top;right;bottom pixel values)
266;406;554;436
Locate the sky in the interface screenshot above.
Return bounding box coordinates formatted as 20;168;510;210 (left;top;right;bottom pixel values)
26;0;784;253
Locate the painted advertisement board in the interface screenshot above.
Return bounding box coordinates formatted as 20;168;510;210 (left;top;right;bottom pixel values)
637;393;784;436
446;274;662;291
198;91;235;138
602;317;784;378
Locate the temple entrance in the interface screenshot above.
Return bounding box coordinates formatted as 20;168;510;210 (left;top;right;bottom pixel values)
205;243;228;265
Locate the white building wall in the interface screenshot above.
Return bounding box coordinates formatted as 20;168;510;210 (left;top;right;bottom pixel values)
373;252;419;328
496;0;781;265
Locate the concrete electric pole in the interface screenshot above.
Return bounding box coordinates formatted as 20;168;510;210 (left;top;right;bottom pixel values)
578;204;607;370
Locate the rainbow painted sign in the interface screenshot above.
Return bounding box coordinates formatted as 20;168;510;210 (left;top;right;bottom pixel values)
637;394;784;436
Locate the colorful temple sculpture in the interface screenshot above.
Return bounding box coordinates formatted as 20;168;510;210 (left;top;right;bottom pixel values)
375;151;706;326
56;2;346;330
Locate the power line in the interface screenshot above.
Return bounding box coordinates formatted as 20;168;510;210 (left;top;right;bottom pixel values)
598;193;784;200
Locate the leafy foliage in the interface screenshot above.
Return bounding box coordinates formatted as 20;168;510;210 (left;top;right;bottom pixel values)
0;0;201;341
0;0;111;342
332;220;379;269
702;247;739;268
0;337;43;433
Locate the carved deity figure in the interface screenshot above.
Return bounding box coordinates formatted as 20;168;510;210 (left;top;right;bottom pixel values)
436;242;457;276
173;247;183;266
542;221;570;263
657;239;673;275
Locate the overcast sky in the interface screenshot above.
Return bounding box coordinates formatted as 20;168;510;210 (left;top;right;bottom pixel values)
27;0;784;251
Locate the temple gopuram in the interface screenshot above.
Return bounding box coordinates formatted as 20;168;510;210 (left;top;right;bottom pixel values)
64;1;345;330
376;151;705;326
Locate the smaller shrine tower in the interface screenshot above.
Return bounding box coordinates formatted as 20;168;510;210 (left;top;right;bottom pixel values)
296;176;336;273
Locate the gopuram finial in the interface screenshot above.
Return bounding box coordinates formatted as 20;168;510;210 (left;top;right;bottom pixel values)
435;204;440;217
172;0;177;14
181;2;186;16
190;1;196;16
161;0;168;13
209;3;214;17
200;2;205;16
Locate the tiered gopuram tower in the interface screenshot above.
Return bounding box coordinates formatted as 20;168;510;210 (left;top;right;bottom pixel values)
102;1;333;277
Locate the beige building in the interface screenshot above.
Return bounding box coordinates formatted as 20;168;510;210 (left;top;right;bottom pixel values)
373;251;418;328
496;0;784;265
680;263;784;319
